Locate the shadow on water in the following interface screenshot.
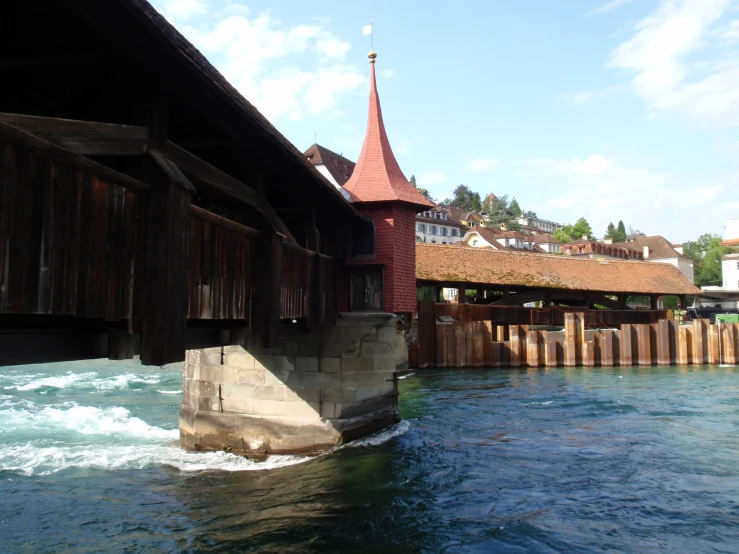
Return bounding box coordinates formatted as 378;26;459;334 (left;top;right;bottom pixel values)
2;364;739;553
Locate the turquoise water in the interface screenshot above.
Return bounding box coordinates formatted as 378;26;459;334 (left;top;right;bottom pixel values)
1;362;739;552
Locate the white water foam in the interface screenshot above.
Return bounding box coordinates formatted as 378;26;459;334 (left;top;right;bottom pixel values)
0;402;178;440
398;372;416;380
345;420;411;448
4;371;163;392
5;372;98;391
0;443;310;476
156;390;183;395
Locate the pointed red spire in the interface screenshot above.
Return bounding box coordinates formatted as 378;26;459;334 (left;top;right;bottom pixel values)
343;51;434;209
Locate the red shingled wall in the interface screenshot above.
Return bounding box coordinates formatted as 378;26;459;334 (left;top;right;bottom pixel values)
359;203;418;313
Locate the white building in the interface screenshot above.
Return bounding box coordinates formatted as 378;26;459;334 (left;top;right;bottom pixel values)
416;206;466;244
699;220;739;310
516;216;563;234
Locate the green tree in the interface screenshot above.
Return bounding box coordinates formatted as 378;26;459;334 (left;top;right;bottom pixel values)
604;220;627;242
553;217;595;243
409;174;434;202
450;184;482;212
509;197;522;217
684;234;738;286
481;194;521;231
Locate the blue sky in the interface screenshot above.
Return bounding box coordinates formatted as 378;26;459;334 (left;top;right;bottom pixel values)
151;0;739;243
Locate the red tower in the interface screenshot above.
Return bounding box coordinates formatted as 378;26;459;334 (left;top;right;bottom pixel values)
344;50;434;313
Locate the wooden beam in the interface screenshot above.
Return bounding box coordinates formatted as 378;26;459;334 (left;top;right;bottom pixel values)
0;112;148;156
148;150;196;193
0;120;150;192
189;205;260;238
162;141;298;246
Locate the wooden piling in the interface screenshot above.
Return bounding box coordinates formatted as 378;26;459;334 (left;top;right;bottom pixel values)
619;324;632;366
677;326;689;365
693;319;707;364
509;325;524;368
526;330;539;368
599;331;615;367
583;340;595;367
708;324;720;365
656;319;670;365
636;324;651;366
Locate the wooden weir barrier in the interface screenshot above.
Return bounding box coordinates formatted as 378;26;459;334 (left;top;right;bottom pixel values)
416;303;739;368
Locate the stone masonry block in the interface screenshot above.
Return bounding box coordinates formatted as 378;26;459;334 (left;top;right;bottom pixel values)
356;386;388;402
319;357;341;373
298;339;320;357
377;326;400;343
199;365;239;384
273;355;295;371
361;340;393;356
284;386;322;403
227;351;255;369
221;397;253;414
283;401;321;420
322;326;377;343
321;388;357;404
238;367;265;386
298;371;337;389
341;371;392;388
222;383;257;399
321;341;357;358
251;399;287;417
282;340;299;357
202;349;223;367
374;354;398;371
340;356;376;372
295;356;319;371
253;354;274;371
264;369;291;387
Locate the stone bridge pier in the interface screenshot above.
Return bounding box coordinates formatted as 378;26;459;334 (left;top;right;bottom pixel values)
179;313;407;455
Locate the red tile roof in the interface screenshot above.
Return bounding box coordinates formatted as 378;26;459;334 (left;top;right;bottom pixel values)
343;55;434;209
416;243;699;295
616;236;691;259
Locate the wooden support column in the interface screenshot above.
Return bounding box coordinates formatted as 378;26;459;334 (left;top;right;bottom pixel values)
656;320;670;365
526;330;539;367
509;325;523;368
140;89;193;366
600;331;615;367
544;335;558;369
677;326;690;365
254;231;283;348
636;324;652;366
619;324;633;366
564;313;577;367
650;295;659;310
583;339;595;368
708;324;720;365
693;319;707;364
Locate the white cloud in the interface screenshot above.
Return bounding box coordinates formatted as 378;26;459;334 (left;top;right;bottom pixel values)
417;171;448;186
467;157;501;172
609;0;739;126
159;0;209;20
512;154;732;241
379;68;395;79
562;85;624;105
589;0;636;16
150;4;365;122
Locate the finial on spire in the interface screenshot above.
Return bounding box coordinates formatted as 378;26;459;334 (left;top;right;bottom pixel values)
368;50;377;63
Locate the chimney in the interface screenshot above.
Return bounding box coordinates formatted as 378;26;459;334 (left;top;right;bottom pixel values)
500;223;508;231
604;237;613;245
643;246;649;259
581;234;588;240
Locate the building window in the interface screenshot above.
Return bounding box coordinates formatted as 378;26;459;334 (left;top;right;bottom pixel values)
416;236;422;242
430;225;437;235
441;227;448;236
473;239;478;246
417;223;426;233
451;229;458;237
431;239;436;243
469;221;476;227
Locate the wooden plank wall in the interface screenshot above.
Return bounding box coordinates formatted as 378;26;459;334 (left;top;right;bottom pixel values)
426;313;739;369
0;141;145;320
186;212;252;322
280;244;312;320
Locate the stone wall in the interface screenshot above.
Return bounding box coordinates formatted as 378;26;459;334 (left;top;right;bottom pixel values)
180;313;408;455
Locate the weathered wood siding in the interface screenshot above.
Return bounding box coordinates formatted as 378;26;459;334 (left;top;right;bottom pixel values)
0;141;145;320
186;210;252;322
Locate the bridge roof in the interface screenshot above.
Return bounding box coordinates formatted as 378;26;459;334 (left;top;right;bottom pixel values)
416;244;700;296
65;0;367;224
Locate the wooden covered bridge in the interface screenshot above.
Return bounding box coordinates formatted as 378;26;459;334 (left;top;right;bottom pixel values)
0;0;374;367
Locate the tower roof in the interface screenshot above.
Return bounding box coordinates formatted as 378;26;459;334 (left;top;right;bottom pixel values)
343;52;434;209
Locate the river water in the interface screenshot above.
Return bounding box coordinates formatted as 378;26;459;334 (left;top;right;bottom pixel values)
1;361;739;553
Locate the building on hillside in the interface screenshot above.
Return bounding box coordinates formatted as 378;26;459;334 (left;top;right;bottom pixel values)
617;235;694;283
561;236;644;260
462;227;545;253
416;205;466;244
446;206;486;229
516;215;563;234
532;234;562;253
338;49;433;313
303;143;354;200
697;220;739;312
